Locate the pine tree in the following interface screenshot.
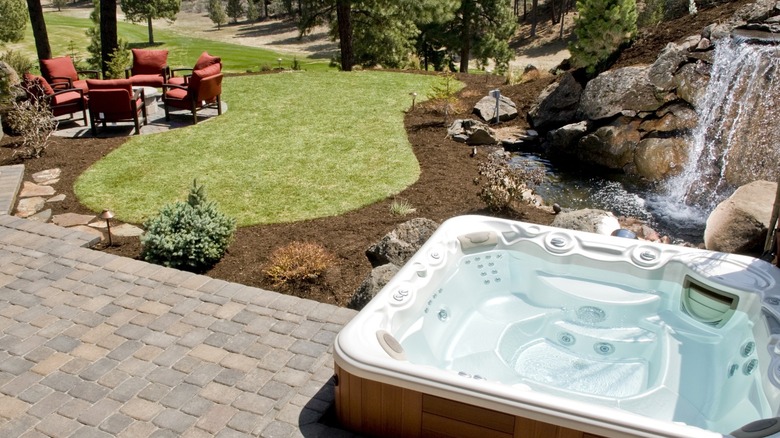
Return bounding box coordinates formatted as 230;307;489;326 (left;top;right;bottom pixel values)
85;0;102;70
0;0;27;43
120;0;181;44
246;0;259;22
208;0;228;29
226;0;245;23
569;0;637;75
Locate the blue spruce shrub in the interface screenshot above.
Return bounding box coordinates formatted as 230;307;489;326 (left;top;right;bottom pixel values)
141;180;236;272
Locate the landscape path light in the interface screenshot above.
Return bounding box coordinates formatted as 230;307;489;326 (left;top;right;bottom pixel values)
101;209;115;246
490;89;501;124
277;58;283;70
410;92;417;110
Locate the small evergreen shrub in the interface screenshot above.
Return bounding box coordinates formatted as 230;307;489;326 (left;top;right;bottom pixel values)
141;180;237;272
426;72;462;122
569;0;637;75
264;242;335;288
474;151;545;211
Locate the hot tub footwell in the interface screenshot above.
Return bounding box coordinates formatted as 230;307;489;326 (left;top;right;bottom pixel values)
334;364;607;438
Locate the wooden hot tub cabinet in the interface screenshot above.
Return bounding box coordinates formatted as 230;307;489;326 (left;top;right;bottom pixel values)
334;364;608;438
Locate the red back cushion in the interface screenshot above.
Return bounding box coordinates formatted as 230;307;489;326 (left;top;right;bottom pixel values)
131;49;168;75
86;78;133;95
22;73;55;97
40;57;79;83
189;63;222;90
193;52;221;70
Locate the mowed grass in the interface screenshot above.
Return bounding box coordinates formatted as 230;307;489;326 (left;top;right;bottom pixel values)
74;71;444;226
7;13;331;73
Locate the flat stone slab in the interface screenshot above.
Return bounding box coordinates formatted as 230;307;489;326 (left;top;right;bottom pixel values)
15;197;45;218
113;223;144;237
19;181;56;198
70;224;105;241
46;193;66;203
32;168;61;184
52;212;96;227
28;208;52;223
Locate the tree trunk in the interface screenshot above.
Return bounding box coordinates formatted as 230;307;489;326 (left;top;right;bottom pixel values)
263;0;268;18
551;0;557;24
559;0;566;39
530;0;538;37
100;0;118;77
523;0;527;20
27;0;52;61
336;0;354;71
459;1;471;73
147;16;155;45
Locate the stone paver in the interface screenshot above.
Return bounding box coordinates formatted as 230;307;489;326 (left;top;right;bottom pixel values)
0;215;359;437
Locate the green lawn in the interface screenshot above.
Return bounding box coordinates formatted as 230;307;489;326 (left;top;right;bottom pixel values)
74;71;444;226
8;13;331;73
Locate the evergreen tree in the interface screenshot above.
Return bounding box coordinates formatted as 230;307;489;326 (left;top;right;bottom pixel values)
208;0;228;29
569;0;637;75
86;0;102;70
448;0;516;73
0;0;27;43
120;0;181;44
247;0;259;21
226;0;245;23
52;0;68;11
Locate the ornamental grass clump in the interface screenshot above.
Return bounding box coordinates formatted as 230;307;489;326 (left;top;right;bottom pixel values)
141;180;236;272
264;242;335;289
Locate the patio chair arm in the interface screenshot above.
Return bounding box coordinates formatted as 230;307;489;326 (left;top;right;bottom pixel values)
51;87;84;97
77;69;101;79
125;67;132;79
170;68;193;76
48;76;74;89
132;87;144;100
161;83;188;92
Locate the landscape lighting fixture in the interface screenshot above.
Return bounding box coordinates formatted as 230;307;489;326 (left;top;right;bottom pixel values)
410;92;417;110
101;209;115;246
277;58;283;70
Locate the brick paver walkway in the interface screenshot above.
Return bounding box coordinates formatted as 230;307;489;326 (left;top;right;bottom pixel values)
0;215;358;437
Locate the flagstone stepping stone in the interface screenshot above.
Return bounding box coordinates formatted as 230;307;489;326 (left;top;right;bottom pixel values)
39;179;60;186
19;181;56;198
46;194;66;203
32;168;61;184
113;223;144;237
89;219;108;229
28;209;52;223
70;225;105;242
52;213;96;227
15;197;45;218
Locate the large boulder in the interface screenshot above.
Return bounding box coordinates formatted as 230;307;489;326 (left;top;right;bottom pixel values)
366;218;439;267
447;119;498;145
579;66;668;120
673;62;710;109
551;209;621;235
704;180;777;254
639;103;698;134
633;137;689;181
348;264;400;310
528;72;582;131
576;117;641;171
545;121;590;155
473;94;517;123
648;42;689;91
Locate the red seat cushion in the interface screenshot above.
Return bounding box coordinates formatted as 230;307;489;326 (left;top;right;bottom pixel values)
131;49;168;75
167;76;187;86
194;52;221;70
40;57;79;86
52;91;83;106
86;78;133;94
128;74;164;88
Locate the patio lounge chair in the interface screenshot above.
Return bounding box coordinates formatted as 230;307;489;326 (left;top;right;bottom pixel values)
39;56;100;95
161;63;223;124
168;51;221;86
125;49;169;88
86;79;147;135
21;73;87;125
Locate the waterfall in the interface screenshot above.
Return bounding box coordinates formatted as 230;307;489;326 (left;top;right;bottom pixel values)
660;38;780;225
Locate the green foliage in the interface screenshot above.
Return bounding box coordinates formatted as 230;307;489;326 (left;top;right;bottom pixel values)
6;85;58;159
426;72;460;121
247;0;260;21
105;43;131;79
85;0;101;70
52;0;69;12
209;0;228;29
226;0;245;23
263;242;336;288
0;50;34;77
120;0;181;22
389;199;417;216
569;0;638;75
474;151;545;211
141;180;237;272
0;0;28;43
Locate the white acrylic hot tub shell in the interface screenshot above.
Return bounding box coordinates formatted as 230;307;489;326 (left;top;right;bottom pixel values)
334;215;780;438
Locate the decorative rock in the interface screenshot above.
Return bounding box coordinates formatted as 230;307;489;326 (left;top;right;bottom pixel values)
633;137;689;181
648;42;688;91
473;94;518;123
19;181;56;198
551;209;620;236
348;264;400;310
366;218;439;268
673;62;710;109
46;194;66;203
576;117;641;171
545;121;590;155
51;213;97;227
28;209;52;223
528;72;582;131
32;168;61;184
15;197;46;218
579;66;668;121
447;119;498;145
112;223;144;237
704;180;776;254
69;225;106;242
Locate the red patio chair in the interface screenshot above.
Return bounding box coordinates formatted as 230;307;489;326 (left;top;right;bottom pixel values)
39;56;100;95
86;79;147;135
125;49;169;88
161;63;223;124
21;73;87;125
168;51;222;86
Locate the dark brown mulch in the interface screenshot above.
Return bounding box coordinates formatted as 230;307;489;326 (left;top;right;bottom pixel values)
0;72;556;307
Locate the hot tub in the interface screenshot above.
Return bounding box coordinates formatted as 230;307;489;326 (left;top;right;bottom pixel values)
333;215;780;438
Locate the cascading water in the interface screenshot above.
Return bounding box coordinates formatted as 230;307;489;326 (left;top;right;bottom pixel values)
652;36;780;230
